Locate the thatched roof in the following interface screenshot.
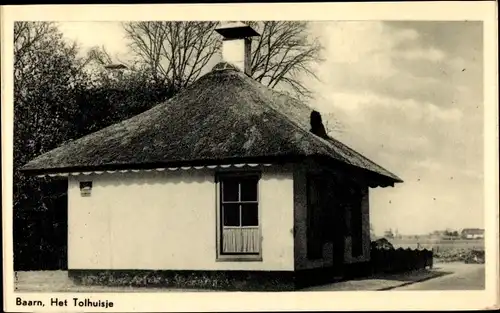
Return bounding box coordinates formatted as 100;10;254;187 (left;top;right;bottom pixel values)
21;62;402;185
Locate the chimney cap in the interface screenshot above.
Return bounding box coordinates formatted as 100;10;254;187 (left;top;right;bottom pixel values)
215;22;260;39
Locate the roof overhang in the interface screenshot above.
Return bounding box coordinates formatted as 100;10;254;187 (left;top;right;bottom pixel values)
312;155;403;188
22;154;402;188
20;155;306;178
30;163;275;178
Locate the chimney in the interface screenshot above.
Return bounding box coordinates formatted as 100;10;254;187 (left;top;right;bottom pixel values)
310;110;329;139
215;22;260;76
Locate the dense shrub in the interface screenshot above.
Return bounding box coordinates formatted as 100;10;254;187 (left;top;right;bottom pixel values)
371;238;395;250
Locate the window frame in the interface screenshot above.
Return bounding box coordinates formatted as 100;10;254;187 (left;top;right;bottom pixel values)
215;171;263;262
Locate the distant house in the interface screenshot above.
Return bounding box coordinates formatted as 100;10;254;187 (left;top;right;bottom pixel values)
21;22;403;291
461;228;485;239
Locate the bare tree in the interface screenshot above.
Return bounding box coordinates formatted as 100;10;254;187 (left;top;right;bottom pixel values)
122;21;323;99
14;22;62;89
246;21;323;99
86;45;114;66
122;21;220;90
14;22;55;68
83;45;123;84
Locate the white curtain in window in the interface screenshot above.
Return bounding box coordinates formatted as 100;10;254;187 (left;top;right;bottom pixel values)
223;228;259;253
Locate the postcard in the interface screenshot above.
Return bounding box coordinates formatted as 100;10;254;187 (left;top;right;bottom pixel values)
2;2;498;312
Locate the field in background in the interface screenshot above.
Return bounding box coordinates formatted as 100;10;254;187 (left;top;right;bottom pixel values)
379;238;485;263
387;238;484;252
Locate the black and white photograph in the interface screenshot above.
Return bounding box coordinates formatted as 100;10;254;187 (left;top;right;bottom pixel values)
2;2;498;312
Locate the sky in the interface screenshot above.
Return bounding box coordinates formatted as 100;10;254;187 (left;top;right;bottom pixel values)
57;21;484;236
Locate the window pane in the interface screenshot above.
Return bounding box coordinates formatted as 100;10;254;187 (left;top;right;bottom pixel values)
222;178;239;202
223;203;240;226
240;177;258;201
241;203;258;226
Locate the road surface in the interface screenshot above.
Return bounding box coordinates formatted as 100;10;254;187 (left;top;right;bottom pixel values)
394;262;485;290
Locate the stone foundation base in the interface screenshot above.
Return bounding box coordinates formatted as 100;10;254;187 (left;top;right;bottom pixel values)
68;266;352;291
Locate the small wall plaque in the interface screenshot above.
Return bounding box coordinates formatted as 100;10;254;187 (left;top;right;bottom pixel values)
80;181;92;197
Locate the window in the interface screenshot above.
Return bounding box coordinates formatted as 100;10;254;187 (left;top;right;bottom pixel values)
217;173;261;259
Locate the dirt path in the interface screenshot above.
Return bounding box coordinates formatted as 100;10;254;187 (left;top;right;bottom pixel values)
393;263;485;290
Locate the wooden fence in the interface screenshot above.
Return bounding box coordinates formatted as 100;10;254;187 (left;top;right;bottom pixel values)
370;247;433;273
